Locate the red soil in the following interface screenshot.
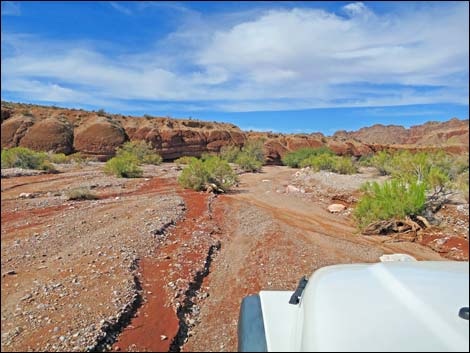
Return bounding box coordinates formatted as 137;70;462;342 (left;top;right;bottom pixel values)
113;187;213;352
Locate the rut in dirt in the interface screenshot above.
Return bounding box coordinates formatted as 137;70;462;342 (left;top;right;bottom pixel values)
91;260;143;352
169;241;221;352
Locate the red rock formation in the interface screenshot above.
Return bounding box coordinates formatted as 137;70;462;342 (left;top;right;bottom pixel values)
1;102;468;162
20;116;74;154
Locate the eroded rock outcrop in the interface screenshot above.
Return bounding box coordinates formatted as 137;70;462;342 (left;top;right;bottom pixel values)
1;102;468;162
20;116;74;154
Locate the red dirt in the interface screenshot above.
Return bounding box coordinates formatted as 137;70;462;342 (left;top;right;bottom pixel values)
113;259;178;352
113;187;214;352
1;205;68;234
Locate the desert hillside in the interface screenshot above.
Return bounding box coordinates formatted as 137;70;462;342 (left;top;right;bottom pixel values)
1;102;469;163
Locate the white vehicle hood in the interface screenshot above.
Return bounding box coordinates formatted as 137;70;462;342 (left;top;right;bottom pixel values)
261;261;469;352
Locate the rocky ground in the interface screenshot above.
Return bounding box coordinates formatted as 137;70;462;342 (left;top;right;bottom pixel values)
1;163;468;352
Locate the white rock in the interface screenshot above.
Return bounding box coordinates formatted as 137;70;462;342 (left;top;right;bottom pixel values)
327;204;346;213
286;185;301;194
380;254;417;262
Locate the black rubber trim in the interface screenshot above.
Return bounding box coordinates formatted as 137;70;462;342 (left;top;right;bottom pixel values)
238;295;268;352
289;276;309;305
459;307;469;320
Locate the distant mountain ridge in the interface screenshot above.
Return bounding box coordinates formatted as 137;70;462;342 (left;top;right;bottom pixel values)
333;118;469;147
1;101;468;163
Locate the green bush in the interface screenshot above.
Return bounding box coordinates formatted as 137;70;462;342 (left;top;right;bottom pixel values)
67;187;98;201
220;145;241;163
455;172;469;202
201;152;216;161
68;152;90;165
241;139;265;164
333;157;358;175
204;156;238;190
235;152;263;172
178;159;209;191
104;155;143;178
178;156;237;192
1;147;51;170
39;160;58;173
116;140;162;165
282;147;334;168
354;180;427;229
48;153;70;164
175;156;198;166
368;150;393;175
298;154;357;175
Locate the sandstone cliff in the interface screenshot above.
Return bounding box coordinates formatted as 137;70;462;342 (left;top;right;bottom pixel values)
1;102;468;163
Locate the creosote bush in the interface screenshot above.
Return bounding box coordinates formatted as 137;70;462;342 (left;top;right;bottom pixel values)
220;145;241;163
48;152;70;164
178;156;237;193
67;187;98;201
282;147;334;168
104;155;143;178
235;152;263;172
354;150;469;230
219;139;265;172
1;147;57;172
354;180;427;230
284;147;357;174
116;140;162;165
175;156;198;166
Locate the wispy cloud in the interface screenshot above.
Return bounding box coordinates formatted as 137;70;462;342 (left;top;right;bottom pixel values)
1;2;469;113
108;2;133;16
1;1;20;16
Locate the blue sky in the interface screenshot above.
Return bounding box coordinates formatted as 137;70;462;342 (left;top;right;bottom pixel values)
1;1;468;134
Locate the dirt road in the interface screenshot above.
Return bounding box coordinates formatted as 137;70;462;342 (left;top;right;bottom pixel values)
1;164;458;352
184;166;445;352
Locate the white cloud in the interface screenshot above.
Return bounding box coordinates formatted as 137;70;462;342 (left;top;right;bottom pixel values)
109;2;133;16
1;2;469;112
342;2;373;18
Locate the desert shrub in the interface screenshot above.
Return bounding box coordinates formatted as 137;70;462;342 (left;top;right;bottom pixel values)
282;147;334;168
201;152;217;161
116;140;162;165
298;154;357;174
220;145;241;163
175;156;198;166
235;152;263;172
67;187;98;201
333;157;358;175
241;139;265;164
455;172;469;202
68;152;89;165
1;147;49;170
354;180;427;229
388;151;460;192
104;155;143;178
299;153;335;171
178;156;237;192
220;140;264;172
204;156;238;191
357;154;374;167
178;159;209;191
38;160;58;173
368;150;393;175
48;153;70;164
